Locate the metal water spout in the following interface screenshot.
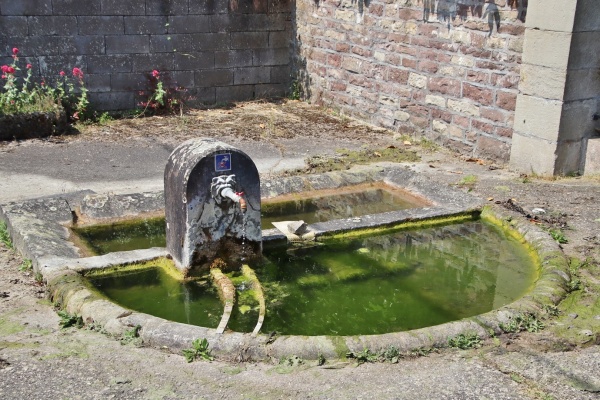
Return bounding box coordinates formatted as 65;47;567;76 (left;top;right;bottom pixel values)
211;175;247;212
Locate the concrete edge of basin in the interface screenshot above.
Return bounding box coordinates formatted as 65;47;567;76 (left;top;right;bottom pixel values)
0;164;570;362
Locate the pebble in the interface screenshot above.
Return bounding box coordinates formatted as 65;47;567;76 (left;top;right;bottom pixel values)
568;313;578;319
531;208;546;215
580;329;593;337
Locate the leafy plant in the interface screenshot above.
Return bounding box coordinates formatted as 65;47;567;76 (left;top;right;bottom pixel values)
456;174;478;189
448;333;482;349
0;221;13;249
499;313;544;333
57;310;83;329
346;348;378;365
317;352;326;366
549;229;568;244
138;69;192;116
289;80;301;100
380;345;401;363
182;338;214;362
280;355;304;367
18;258;32;272
121;325;142;345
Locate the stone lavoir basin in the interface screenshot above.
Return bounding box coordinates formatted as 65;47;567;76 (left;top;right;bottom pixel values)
0;148;571;360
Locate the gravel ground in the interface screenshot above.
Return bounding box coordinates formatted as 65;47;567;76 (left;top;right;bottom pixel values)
1;100;599;399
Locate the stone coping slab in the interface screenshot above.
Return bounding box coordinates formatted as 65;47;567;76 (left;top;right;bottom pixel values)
0;163;570;361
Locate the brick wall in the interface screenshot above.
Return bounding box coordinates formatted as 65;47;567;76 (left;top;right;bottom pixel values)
294;0;527;162
0;0;293;110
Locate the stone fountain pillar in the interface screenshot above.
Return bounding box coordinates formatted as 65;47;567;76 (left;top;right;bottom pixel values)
164;138;261;275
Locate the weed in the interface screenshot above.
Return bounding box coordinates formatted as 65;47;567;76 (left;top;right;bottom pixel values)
289;80;301;100
182;338;214;362
280;355;303;367
542;304;560;317
380;345;401;363
346;348;378;365
418;137;440;151
510;373;524;383
57;310;83;329
499;313;544;333
34;272;43;284
0;221;13;249
447;332;482;349
549;229;568;244
317;352;326;366
18;258;32;272
97;112;113;125
409;346;436;357
456;174;478;189
119;324;142;345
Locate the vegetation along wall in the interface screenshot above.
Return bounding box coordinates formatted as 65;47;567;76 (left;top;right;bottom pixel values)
294;0;528;162
0;0;294;110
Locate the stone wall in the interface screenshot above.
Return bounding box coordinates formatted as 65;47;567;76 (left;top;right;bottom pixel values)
0;0;294;110
294;0;528;162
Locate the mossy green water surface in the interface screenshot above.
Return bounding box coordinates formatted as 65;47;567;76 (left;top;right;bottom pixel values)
87;220;538;336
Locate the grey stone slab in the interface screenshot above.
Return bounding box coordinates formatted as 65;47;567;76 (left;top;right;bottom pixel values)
100;0;145;15
124;16;168;35
231;32;269;49
53;0;102;15
58;36;105;55
195;69;233;87
234;67;270;85
78;16;124;35
28;16;77;36
189;0;228;15
106;35;150;54
173;51;215;70
216;84;255;102
146;0;189;15
87;55;133;73
0;16;28;36
0;0;52;15
253;47;289;66
215;49;253;68
167;15;211;33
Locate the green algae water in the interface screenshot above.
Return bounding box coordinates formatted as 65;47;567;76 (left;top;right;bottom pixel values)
87;220;538;336
73;217;166;255
73;185;427;255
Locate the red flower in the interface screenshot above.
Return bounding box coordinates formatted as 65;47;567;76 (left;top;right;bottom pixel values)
6;66;15;74
59;71;66;77
72;67;83;79
26;63;32;69
152;69;160;78
1;65;8;73
1;75;5;79
12;47;19;55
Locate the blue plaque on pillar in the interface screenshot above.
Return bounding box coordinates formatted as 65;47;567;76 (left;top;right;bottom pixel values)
215;153;231;172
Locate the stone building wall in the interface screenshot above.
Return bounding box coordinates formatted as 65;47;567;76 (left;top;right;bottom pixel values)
0;0;294;110
294;0;528;162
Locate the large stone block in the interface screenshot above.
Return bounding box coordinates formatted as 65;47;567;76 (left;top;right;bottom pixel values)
124;16;168;35
146;0;189;15
574;0;600;31
269;65;291;83
53;0;101;15
196;70;234;87
231;32;269;49
253;48;290;66
174;51;215;70
518;64;567;100
215;50;253;68
5;36;61;56
59;36;105;55
584;138;600;175
87;55;133;73
526;0;577;32
106;35;149;54
558;98;597;142
1;17;28;36
38;55;86;75
555;139;584;175
513;94;562;142
168;15;211;33
255;82;286;97
88;91;135;110
522;29;572;70
78;16;124;35
234;67;270;85
0;0;52;15
189;0;228;14
28;16;77;36
132;53;176;72
110;72;147;91
567;31;600;70
100;0;145;15
216;85;255;102
564;69;600;102
509;132;558;176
